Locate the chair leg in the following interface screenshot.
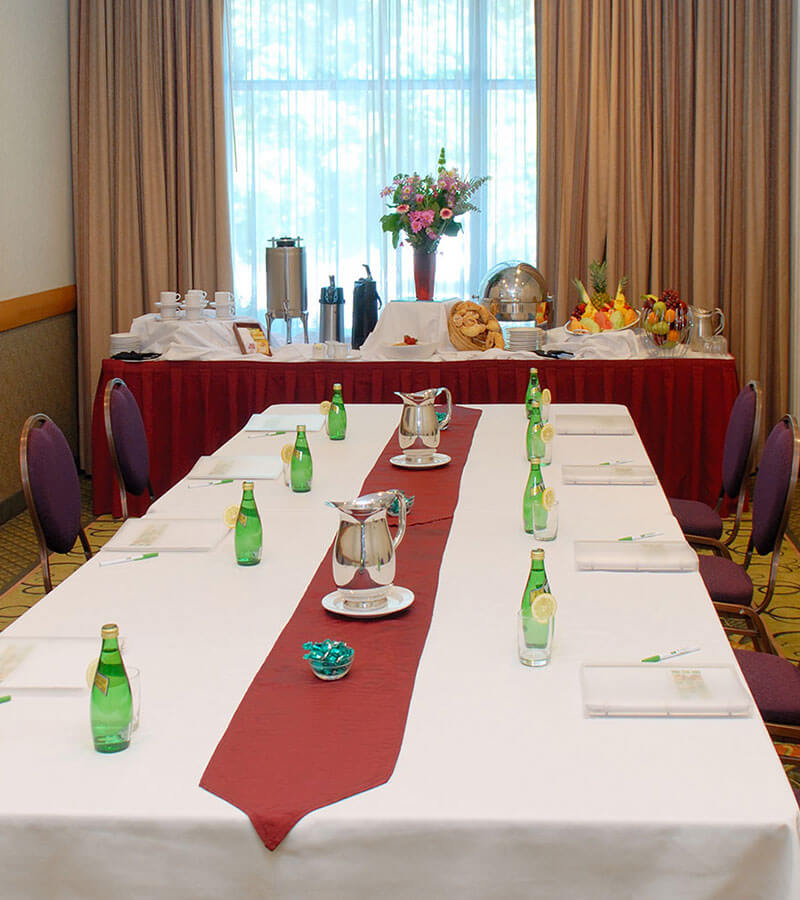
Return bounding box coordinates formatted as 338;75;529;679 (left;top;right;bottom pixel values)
78;528;92;562
713;602;776;654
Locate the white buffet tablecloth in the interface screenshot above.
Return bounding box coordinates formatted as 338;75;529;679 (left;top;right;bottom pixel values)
125;305;729;362
1;404;796;899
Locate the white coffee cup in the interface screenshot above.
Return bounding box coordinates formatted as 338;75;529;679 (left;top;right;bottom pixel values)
185;289;208;307
312;343;327;359
160;291;181;305
333;342;348;359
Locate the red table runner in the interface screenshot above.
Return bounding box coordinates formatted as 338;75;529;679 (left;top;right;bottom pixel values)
200;407;482;849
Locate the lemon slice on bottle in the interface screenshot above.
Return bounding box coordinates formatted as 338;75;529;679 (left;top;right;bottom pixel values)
320;400;331;414
541;388;552;405
86;658;98;688
541;423;555;443
223;504;240;528
542;487;556;511
280;443;295;465
531;592;557;624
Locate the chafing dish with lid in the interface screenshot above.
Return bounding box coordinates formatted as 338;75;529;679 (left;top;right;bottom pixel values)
479;261;553;327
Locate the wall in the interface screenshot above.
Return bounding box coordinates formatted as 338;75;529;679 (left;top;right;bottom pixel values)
0;0;76;520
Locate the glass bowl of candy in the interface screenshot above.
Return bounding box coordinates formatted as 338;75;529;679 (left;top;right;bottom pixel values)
303;640;354;681
640;290;692;357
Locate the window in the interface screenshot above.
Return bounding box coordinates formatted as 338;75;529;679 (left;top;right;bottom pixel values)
227;0;537;339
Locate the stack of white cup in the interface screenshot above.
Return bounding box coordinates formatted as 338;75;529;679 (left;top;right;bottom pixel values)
214;291;235;319
184;290;208;322
157;291;182;320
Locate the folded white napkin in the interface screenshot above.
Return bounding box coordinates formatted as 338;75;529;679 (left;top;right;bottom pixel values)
103;517;230;553
556;414;634;435
574;541;698;572
187;455;282;480
562;465;656;485
245;412;326;433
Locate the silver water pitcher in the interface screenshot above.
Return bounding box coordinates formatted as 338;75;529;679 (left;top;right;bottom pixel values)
395;388;453;462
327;491;407;610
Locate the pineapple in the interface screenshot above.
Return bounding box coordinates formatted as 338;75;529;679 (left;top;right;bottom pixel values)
589;259;610;310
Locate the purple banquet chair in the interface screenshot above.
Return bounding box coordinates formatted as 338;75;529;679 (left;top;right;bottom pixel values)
668;380;762;545
19;414;92;593
713;604;800;787
694;415;800;622
103;378;154;519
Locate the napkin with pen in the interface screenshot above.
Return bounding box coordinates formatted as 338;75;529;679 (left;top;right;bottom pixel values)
574;540;698;572
555;414;634;435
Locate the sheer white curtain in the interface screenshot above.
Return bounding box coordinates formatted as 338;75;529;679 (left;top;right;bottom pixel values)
227;0;536;336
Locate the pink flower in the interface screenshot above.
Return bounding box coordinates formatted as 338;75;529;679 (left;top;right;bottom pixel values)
396;204;410;213
415;194;424;204
408;209;435;233
440;207;453;219
426;227;439;241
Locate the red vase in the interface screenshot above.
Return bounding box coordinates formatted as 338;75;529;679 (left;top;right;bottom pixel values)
413;249;437;301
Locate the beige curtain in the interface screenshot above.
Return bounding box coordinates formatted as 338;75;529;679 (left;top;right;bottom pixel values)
70;0;232;468
536;0;791;429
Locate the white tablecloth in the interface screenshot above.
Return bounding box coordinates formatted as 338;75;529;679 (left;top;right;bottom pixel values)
126;307;729;362
1;404;797;899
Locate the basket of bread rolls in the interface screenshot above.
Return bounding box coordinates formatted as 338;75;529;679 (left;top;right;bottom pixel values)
447;300;505;351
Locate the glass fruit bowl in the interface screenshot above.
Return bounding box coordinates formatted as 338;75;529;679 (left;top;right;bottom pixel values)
640;293;692;357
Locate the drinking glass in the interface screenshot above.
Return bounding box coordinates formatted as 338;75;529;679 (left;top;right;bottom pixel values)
533;500;559;541
517;610;554;667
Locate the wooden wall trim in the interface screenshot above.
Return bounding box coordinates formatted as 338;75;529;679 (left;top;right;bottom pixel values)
0;286;77;333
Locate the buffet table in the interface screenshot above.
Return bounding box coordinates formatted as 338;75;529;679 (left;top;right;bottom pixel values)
91;356;739;516
2;404;798;898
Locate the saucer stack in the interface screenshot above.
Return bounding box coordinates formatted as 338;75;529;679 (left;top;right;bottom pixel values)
505;327;545;352
109;333;141;356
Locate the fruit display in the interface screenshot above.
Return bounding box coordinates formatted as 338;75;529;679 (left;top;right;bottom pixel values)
566;260;640;334
640;289;691;356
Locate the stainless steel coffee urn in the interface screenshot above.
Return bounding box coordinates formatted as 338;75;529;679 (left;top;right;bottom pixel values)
319;275;345;343
265;236;309;343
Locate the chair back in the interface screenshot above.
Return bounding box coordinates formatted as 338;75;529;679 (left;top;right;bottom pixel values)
19;414;91;591
750;415;800;559
104;378;152;518
721;381;762;499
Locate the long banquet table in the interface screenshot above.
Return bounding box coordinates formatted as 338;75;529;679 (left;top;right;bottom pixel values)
91;356;740;517
4;403;798;899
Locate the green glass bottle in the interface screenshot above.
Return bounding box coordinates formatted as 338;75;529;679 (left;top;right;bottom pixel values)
327;382;347;441
90;623;132;754
524;367;542;418
290;424;313;492
525;400;548;462
235;480;262;565
520;548;552;648
522;458;548;533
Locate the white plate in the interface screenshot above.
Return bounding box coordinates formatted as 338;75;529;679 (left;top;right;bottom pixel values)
321;586;415;618
382;342;437;360
389;452;451;469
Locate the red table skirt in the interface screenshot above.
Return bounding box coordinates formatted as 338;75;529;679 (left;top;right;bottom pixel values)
91;357;740;517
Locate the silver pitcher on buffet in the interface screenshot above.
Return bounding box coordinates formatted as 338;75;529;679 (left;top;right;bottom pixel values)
689;305;725;347
327;491;408;610
395;388;453;463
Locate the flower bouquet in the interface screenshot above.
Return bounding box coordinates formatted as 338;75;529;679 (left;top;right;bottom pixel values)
380;148;488;300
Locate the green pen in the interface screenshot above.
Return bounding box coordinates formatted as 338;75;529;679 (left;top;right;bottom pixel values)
0;695;10;704
642;646;701;663
617;531;663;542
99;552;159;568
188;479;234;489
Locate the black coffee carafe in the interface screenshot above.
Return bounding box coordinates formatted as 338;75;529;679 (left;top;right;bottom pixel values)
351;264;382;349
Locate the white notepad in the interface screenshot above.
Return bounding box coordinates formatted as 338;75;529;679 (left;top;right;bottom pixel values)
574;541;698;572
187;455;282;480
0;636;99;691
581;665;752;717
244;412;325;433
562;465;656;485
555;414;634;435
102;518;229;553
